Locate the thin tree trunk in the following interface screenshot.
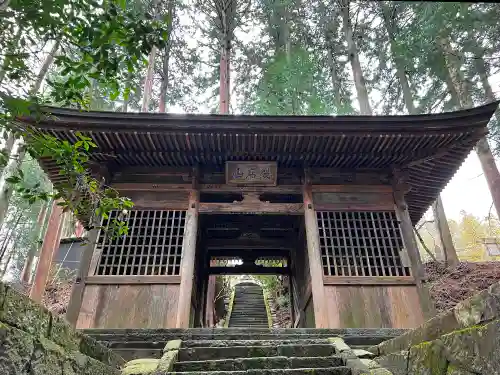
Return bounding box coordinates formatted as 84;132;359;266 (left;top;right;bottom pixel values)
0;244;15;278
475;55;500;123
142;0;161;112
30;41;59;95
432;196;459;266
0;40;58;229
159;0;175;113
340;0;372;115
0;212;21;263
20;201;48;283
440;38;500;218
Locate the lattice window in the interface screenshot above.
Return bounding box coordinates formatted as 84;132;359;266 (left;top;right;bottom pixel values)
317;211;411;277
95;210;186;276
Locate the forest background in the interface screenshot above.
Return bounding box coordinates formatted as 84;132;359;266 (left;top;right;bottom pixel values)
0;0;500;282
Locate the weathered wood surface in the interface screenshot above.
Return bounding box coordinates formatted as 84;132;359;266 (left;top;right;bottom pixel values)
30;200;64;302
76;284;180;329
66;229;99;326
324;285;424;328
302;178;329;328
199;202;304;214
313;191;394;211
323;276;416;285
114;190;189;209
85;275;181;284
393;187;436;319
176;190;199;328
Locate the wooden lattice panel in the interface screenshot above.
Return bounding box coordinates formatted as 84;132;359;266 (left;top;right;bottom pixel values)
317;211;411;277
95;210;186;276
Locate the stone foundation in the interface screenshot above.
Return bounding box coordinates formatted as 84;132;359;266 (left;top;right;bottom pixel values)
0;281;124;374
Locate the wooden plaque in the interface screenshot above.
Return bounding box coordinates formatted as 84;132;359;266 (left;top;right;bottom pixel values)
226;162;277;186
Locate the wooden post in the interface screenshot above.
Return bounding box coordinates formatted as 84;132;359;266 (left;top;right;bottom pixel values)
393;187;436;319
205;260;216;327
302;169;329;328
29;200;63;302
66;229;99;327
176;189;200;328
432;196;459;266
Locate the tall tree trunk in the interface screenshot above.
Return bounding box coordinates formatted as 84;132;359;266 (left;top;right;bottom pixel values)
440;38;500;218
142;47;158;112
474;55;500;123
340;0;372;115
219;42;230;114
379;2;415;114
141;0;161;112
159;0;175;113
381;2;457;263
20;201;49;283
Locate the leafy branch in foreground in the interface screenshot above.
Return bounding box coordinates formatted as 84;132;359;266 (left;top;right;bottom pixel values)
0;0;172;238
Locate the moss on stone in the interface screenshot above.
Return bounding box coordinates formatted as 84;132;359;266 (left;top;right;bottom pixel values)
1;286;50;337
262;287;273;328
224;287;236;328
48;314;81;352
164;339;181;352
121;358;159;375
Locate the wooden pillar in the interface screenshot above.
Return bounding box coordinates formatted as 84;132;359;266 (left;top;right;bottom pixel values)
302;169;329;328
432;196;459;266
66;228;99;326
29;200;63;302
205;260;216;327
176;189;200;328
394;188;436;319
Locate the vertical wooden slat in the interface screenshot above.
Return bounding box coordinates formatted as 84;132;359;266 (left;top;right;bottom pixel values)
176;191;199;328
303;177;329;328
345;211;358;276
394;189;436;319
66;228;99;327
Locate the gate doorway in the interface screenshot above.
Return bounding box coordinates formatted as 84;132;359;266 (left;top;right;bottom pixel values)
192;213;312;328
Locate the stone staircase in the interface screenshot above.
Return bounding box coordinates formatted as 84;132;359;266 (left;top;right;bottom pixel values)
85;327;405;374
228;282;269;328
110;330;402;374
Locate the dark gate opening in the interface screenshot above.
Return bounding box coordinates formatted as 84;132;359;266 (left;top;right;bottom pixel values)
194;214;303;328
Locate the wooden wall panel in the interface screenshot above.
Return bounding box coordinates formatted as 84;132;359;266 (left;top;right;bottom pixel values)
113;190;189;210
76;284;180;329
324;285;424;328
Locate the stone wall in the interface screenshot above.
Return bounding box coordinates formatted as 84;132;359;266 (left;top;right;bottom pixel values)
0;281;125;374
370;281;500;374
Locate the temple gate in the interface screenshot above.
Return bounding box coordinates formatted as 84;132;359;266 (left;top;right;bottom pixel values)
19;102;499;330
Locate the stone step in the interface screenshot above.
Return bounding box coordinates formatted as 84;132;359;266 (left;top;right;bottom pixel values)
181;339;332;348
178;344;336;361
174;356;345;372
168;368;351;375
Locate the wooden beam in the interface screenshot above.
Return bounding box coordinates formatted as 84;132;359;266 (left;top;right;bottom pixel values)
176;189;200;328
85;276;181;284
302;169;329;328
393;187;437;319
199;202;303;214
29;200;63;303
311;185;393;193
208;266;289;275
323;276;416;285
66;229;99;326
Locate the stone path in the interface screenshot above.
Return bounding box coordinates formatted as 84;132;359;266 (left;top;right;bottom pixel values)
228;282;269;328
